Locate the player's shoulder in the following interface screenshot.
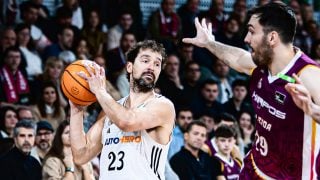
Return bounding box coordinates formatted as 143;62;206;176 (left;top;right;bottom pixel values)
150;93;175;109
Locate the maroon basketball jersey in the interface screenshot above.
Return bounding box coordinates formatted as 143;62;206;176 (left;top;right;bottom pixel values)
214;153;241;180
248;51;320;179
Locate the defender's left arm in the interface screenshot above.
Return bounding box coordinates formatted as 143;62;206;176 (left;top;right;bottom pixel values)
285;67;320;123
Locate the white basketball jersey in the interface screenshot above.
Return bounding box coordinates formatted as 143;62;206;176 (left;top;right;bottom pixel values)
99;95;170;180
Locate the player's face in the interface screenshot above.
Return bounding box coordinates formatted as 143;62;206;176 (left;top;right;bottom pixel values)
185;125;207;150
177;111;193;131
14;128;35;155
129;49;162;92
36;129;53;151
215;137;235;156
244;15;273;67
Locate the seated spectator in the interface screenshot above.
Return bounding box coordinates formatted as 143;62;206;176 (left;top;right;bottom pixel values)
147;0;181;53
212;125;242;180
223;79;253;120
170;121;217;179
42;120;94;179
190;79;223;119
31;121;54;164
0;106;18;138
238;110;255;155
42;26;74;63
0;27;17;62
0;120;42;180
168;107;193;160
32;82;65;130
15;23;43;81
81;8;105;56
0;46;31;105
17;106;35;121
73;38;92;60
32;57;67;107
106;10;133;51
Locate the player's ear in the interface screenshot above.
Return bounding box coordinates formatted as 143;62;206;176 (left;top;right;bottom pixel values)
268;31;278;46
126;62;133;73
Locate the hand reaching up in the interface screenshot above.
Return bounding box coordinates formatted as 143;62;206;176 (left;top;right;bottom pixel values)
182;18;215;48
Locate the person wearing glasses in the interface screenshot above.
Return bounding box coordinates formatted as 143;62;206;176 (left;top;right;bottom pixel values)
31;121;54;164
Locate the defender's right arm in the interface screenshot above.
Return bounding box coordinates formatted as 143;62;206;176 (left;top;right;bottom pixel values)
183;18;256;75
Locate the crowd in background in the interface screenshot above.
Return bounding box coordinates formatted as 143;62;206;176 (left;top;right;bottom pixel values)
0;0;319;179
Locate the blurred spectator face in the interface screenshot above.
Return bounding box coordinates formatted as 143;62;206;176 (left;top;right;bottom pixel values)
239;112;251;129
226;18;240;34
187;0;200;13
301;5;314;22
201;115;215;133
59;17;72;26
5;50;21;72
14;127;35;155
185;63;201;83
62;125;71;146
63;0;77;8
120;33;136;53
18;109;34;121
202;83;219;102
59;28;74;49
177;110;193;131
17;27;31;47
184;124;207;150
120;14;133;30
36;129;53;151
43;86;57;105
47;60;64;80
1;29;16;50
89;11;100;28
233;0;246;16
233;85;247;101
215;136;235;156
213;60;229;78
94;56;106;68
5;110;18;131
289;0;300;14
76;39;89;57
24;7;39;24
164;55;180;77
213;0;224;14
162;0;175;15
180;45;194;62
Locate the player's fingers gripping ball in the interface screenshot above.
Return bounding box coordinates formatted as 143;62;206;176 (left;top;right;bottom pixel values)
61;60;97;106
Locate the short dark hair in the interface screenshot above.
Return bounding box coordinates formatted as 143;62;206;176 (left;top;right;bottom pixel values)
215;125;236;138
200;79;218;90
247;2;297;44
185;120;207;133
218;112;236;124
3;46;21;59
232;79;248;89
13;119;37;137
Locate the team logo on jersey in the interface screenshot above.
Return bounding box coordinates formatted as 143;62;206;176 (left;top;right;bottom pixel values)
275;91;286;104
257;78;262;89
104;135;142;146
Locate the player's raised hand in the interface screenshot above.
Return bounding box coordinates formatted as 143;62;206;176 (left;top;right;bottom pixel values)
285;74;313;115
182;17;215;48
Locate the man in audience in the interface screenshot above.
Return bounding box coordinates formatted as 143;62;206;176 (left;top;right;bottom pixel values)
31;121;54;164
170;120;217;179
0;120;42;180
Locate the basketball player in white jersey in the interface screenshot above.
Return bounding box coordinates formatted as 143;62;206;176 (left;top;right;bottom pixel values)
69;40;175;179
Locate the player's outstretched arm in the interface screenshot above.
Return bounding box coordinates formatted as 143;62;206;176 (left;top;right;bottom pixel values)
285;71;320;123
69;101;103;165
183;17;256;75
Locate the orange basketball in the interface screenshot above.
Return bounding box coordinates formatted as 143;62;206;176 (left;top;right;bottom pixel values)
61;60;97;106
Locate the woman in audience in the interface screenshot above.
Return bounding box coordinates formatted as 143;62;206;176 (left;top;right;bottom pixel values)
43;120;94;179
81;9;105;56
33;57;67;107
15;23;43;81
0;106;18;139
238;110;255;155
32;82;65;130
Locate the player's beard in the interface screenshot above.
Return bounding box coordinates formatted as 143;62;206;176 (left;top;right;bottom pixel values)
252;35;273;67
132;72;156;93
